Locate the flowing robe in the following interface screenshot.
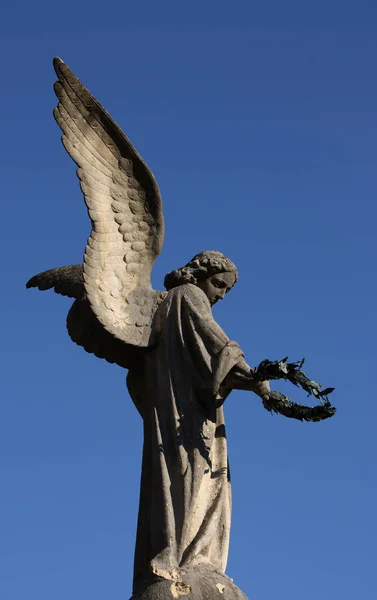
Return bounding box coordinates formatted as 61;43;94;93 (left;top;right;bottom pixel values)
127;283;252;592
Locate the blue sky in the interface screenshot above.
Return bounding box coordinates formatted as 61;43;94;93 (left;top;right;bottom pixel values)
1;1;376;599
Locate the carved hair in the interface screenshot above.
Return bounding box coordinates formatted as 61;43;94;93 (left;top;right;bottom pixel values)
164;250;238;291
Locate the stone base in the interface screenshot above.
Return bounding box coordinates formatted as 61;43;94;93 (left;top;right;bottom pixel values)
131;564;248;600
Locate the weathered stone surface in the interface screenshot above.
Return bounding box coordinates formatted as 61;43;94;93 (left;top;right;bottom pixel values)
131;565;248;600
26;59;287;600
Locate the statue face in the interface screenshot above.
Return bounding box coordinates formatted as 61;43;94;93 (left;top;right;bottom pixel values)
196;271;237;306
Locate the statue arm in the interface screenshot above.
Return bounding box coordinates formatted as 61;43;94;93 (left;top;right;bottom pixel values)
177;285;270;400
221;358;270;398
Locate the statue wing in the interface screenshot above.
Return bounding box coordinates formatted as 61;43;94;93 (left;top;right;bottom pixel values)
26;265;142;370
26;264;83;298
53;57;164;347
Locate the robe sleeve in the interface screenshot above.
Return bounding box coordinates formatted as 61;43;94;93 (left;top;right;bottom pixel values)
176;285;270;403
177;285;244;402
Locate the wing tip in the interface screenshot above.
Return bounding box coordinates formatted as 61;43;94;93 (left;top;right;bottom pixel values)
53;56;64;71
26;273;48;292
26;275;40;289
53;57;73;82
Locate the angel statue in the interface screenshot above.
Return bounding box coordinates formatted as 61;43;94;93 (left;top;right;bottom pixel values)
27;59;335;600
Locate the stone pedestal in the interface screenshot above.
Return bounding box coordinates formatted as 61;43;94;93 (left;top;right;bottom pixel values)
130;564;248;600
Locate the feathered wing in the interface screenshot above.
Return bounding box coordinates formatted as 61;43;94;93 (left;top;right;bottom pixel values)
26;266;141;369
26;265;83;298
53;57;165;347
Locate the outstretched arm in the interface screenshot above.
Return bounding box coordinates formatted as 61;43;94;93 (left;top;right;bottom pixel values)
221;358;270;398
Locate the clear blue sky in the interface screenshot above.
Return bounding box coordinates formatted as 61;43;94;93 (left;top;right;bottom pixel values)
1;1;376;599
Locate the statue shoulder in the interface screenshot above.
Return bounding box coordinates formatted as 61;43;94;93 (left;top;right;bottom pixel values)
167;284;210;310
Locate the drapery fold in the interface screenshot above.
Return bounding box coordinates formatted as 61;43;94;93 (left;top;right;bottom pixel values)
129;284;245;592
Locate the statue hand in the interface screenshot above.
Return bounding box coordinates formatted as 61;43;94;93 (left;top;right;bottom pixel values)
251;379;271;399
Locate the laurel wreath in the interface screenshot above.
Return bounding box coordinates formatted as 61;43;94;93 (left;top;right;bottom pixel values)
254;358;336;422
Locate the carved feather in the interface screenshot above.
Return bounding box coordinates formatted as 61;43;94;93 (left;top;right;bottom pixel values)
26;265;141;369
53;57;165;347
67;298;142;370
26;265;84;298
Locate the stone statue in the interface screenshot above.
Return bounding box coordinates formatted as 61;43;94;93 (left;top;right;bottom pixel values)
27;59;335;600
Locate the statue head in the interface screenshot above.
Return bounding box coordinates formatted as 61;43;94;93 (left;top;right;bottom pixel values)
164;250;238;305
